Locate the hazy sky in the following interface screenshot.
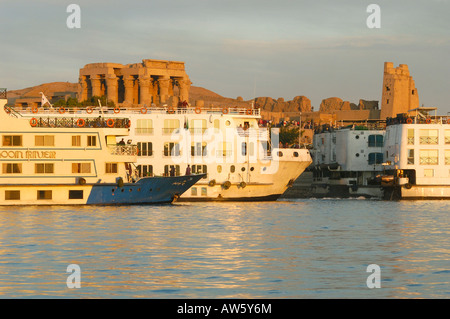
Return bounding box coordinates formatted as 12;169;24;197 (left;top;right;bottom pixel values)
1;0;449;113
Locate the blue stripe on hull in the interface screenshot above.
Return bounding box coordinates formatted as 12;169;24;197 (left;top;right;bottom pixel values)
86;174;204;205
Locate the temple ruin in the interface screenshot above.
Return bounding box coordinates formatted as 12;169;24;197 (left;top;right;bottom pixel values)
78;59;191;107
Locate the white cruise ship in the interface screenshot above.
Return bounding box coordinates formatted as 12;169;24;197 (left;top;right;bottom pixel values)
311;123;386;198
14;103;312;201
380;110;450;200
0;90;203;205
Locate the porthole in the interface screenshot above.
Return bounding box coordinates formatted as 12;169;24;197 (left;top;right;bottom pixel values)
241;167;245;172
293;152;299;157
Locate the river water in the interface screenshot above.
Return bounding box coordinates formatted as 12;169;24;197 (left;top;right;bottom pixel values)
0;198;448;299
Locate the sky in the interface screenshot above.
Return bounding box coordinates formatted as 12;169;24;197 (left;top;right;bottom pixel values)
1;0;449;113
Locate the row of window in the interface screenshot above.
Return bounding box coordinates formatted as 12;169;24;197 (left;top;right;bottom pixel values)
407;149;450;165
407;129;450;145
136;164;256;177
137;141;260;157
2;135;97;147
1;162;118;174
4;190;84;201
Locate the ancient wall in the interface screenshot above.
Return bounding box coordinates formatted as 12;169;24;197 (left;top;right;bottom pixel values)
78;59;191;107
380;62;419;119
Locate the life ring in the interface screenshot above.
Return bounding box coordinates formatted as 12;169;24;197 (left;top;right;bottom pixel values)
406;118;413;124
426;118;432;124
404;183;412;189
113;107;120;114
77;118;85;127
86;107;93;114
106;119;114;127
30;118;38;127
195;107;202;114
58;107;66;114
78;177;86;185
167;107;175;114
4;106;11;114
246;109;253;115
126;120;131;128
222;107;229;114
140;107;147;114
32;106;38;113
208;179;216;187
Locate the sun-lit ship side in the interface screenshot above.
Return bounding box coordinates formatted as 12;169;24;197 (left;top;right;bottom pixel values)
380;110;450;200
0;91;203;205
311;123;386;198
13;103;312;201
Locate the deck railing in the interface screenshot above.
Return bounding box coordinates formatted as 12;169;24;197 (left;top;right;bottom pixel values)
108;145;138;156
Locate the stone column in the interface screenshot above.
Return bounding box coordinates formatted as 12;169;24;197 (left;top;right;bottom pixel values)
158;76;170;104
78;76;88;101
106;75;118;105
90;75;102;98
123;76;134;104
178;77;191;104
139;76;151;106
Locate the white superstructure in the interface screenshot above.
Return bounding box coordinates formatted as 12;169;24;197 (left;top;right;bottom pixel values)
312;124;386;198
13;104;312;201
381;110;450;199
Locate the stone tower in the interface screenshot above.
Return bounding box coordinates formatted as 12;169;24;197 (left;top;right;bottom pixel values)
380;62;419;119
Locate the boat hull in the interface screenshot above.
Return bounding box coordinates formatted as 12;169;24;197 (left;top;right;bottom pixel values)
178;159;311;201
0;174;204;206
383;185;450;200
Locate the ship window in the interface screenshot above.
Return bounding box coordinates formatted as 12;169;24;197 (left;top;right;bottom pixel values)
105;163;118;174
5;190;20;200
35;135;54;147
136;119;153;135
191;187;197;196
445;150;450;165
163;119;180;134
407;129;414;145
445;130;450;144
164;142;180;156
37;190;52;200
137;165;153;177
217;142;232;157
35;163;54;174
87;135;97;147
201;187;207;196
214;119;220;130
230;165;235;173
217;165;222;173
192;165;207;178
72;163;91;173
419;129;438;145
368;135;383;147
407;149;415;165
423;169;434;177
249;142;255;157
2;135;22;147
242;142;247;156
368;153;383;165
191;142;207;157
69;190;83;199
2;163;22;174
419;150;438;165
137;142;153;156
189;119;207;134
164;165;180;176
72;135;81;147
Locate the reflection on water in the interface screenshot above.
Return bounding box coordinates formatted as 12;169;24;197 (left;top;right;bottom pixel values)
0;200;448;298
